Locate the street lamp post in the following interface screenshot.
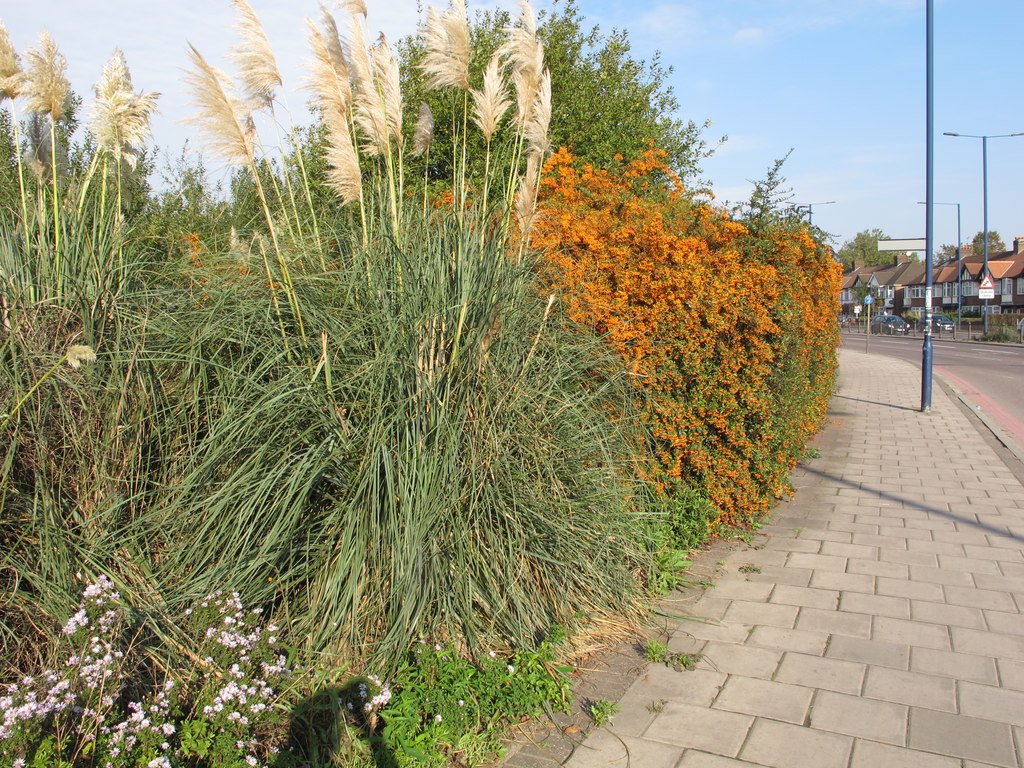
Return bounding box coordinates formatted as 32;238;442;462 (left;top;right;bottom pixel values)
918;200;961;327
793;200;836;226
943;131;1024;334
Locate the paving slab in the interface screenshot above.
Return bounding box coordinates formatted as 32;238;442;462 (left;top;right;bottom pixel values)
500;348;1024;768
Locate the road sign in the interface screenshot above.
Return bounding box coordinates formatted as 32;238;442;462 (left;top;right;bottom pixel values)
877;238;926;252
979;274;995;300
864;295;874;305
853;305;862;315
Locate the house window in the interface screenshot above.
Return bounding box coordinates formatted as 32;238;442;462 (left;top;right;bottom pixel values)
1002;278;1012;296
1018;277;1024;295
962;281;978;297
909;286;925;299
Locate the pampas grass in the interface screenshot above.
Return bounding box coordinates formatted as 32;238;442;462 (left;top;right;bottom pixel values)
230;0;282;110
183;43;256;167
420;0;470;91
306;10;351;115
89;48;160;171
324;110;362;205
523;69;551;155
411;101;434;156
371;34;402;146
23;30;69;121
0;19;24;101
472;55;511;142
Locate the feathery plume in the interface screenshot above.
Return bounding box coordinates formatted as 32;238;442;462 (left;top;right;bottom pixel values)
339;0;367;17
306;16;351;117
90;49;160;170
411;102;434;156
230;0;282;109
472;55;511;141
523;69;550;155
346;16;389;155
318;6;351;102
324;110;362;204
23;31;70;120
66;344;97;369
499;0;545;127
515;149;542;234
371;34;402;144
0;19;25;101
183;43;256;166
420;0;470;91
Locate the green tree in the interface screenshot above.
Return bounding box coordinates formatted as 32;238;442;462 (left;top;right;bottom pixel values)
970;230;1006;257
935;242;959;261
396;0;719;188
837;228;889;270
538;0;718;176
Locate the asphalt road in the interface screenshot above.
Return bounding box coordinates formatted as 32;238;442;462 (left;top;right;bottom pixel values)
840;330;1024;460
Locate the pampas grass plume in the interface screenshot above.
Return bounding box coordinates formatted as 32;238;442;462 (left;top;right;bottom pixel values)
324;111;362;204
307;17;350;117
515;150;542;234
346;14;389;155
524;69;550;155
339;0;367;17
0;19;24;101
24;30;69;120
183;43;256;166
90;49;160;170
420;0;470;91
472;55;511;141
411;102;434;156
230;0;282;109
66;345;97;369
371;34;402;144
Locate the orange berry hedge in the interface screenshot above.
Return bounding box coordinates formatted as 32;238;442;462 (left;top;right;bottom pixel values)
533;148;841;529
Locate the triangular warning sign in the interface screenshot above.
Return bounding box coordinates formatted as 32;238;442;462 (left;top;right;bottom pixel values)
980;274;995;290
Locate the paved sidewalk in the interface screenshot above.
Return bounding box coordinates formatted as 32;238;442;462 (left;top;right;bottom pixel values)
559;347;1024;768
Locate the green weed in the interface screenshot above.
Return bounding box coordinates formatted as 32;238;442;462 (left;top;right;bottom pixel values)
587;699;620;728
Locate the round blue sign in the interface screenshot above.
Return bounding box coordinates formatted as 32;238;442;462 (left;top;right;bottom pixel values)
864;296;874;305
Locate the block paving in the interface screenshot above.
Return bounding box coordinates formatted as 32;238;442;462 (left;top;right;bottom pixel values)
500;347;1024;768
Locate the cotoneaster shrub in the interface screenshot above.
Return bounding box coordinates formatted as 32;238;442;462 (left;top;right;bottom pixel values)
533;147;840;529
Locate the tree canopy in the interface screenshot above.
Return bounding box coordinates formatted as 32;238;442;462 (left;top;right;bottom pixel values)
837;229;890;270
396;0;720;187
970;230;1006;256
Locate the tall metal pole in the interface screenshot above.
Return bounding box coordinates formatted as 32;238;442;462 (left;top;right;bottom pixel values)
955;202;962;327
917;200;961;326
921;0;934;412
982;136;990;334
943;131;1024;331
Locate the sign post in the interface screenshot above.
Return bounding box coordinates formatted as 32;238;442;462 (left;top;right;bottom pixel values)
979;274;995;300
864;294;873;352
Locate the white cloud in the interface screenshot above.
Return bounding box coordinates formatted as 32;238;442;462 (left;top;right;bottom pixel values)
733;27;765;45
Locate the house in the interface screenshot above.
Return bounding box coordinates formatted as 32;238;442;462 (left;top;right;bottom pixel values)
838;254;920;317
902;237;1024;315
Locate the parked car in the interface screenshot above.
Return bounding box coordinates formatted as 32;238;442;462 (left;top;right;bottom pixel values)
870;314;910;335
918;313;954;333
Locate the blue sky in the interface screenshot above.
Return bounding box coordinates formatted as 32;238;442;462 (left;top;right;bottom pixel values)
4;0;1023;252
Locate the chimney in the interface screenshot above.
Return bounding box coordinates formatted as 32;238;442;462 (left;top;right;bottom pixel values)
1015;236;1024;255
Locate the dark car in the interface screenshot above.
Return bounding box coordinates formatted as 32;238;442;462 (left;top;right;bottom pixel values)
924;313;954;332
871;314;910;335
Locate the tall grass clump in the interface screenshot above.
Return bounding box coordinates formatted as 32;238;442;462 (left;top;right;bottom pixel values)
0;19;166;678
145;0;651;663
2;0;655;694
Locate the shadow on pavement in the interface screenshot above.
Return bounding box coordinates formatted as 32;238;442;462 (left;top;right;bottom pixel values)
832;394;920;413
801;465;1024;544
